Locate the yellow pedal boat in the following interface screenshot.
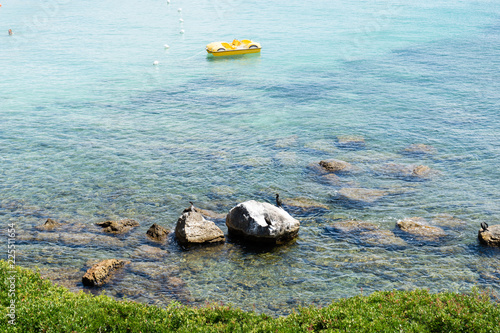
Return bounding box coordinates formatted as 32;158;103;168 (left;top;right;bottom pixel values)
206;39;261;56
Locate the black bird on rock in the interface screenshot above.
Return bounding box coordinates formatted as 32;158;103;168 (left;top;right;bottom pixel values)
275;193;283;208
183;201;195;213
480;222;489;232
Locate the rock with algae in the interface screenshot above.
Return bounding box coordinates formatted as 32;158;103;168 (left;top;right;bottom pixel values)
478;224;500;247
82;259;128;287
397;217;446;240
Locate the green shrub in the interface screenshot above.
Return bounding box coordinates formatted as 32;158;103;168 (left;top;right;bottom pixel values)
1;260;499;332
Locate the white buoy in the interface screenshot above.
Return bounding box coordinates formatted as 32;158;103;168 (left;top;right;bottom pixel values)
153;60;159;65
164;44;170;49
179;18;184;23
180;29;185;34
167;0;170;3
178;8;182;12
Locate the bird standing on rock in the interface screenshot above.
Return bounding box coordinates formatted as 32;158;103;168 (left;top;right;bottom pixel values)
481;222;489;231
183;201;195;213
276;193;283;208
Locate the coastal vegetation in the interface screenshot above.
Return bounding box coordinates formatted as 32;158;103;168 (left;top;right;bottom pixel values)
2;260;499;332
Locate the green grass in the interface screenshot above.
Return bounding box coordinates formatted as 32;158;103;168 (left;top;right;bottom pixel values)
1;260;499;332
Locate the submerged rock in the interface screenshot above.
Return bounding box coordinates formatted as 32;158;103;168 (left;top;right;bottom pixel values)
275;135;298;148
96;219;139;234
328;220;406;247
330;220;378;233
396;217;446;240
146;223;170;242
319;159;353;173
132;245;169;260
337;187;387;205
282;197;329;211
226;200;300;244
400;143;437;155
34;232;60;242
322;173;342;186
374;163;434;180
336;135;365;149
304;140;337;153
431;214;467;228
360;230;407;247
175;210;225;245
36;218;62;231
478;224;500;247
82;259;128;287
59;232;94;246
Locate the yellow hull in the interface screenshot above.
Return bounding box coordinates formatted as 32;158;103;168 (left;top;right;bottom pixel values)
206;48;261;57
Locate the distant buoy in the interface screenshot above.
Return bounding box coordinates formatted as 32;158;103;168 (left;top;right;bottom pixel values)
178;8;182;12
179;18;184;23
180;29;185;34
166;0;170;3
164;44;170;49
153;60;159;65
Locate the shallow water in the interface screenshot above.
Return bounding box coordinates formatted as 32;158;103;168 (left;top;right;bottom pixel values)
1;0;499;315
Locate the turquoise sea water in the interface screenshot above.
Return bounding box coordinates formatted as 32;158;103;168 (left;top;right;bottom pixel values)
1;0;500;315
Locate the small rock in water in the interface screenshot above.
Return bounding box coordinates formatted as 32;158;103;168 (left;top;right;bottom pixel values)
318;159;353;173
96;219;139;234
478;224;500;247
146;223;170;242
82;259;128;287
36;218;62;231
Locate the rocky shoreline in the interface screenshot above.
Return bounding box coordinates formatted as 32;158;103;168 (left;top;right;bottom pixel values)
10;141;500;309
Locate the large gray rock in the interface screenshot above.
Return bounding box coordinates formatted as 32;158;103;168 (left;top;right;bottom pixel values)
175;210;225;245
478;224;500;247
226;200;300;244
